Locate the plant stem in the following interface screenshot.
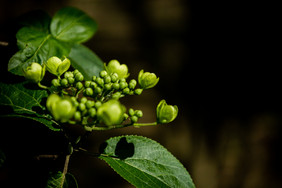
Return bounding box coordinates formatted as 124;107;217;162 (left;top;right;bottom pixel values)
133;122;157;127
61;154;71;188
38;82;48;89
0;41;8;46
77;147;100;157
91;123;132;131
90;122;157;131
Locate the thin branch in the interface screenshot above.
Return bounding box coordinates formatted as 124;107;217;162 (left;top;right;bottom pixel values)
0;41;8;46
76;147;100;157
61;155;71;188
35;154;59;160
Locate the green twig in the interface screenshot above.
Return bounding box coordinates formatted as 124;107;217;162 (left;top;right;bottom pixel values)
38;82;48;89
133;122;158;127
90;122;157;131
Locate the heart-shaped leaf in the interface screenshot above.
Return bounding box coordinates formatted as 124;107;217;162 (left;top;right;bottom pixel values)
50;7;97;43
99;135;195;188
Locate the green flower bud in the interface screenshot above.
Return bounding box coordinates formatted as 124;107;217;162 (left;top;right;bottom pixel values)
123;113;129;120
129;79;137;90
45;56;70;77
112;83;120;90
23;62;45;83
85;81;91;88
85;100;95;109
110;73;119;83
78;103;86;111
73;69;80;75
46;94;60;112
104;83;112;90
94;87;102;94
90;81;97;89
75;72;84;82
105;60;129;79
85;88;94;96
112;92;122;99
67;77;75;84
131;115;138;123
51;78;61;87
64;71;73;79
156;100;178;124
70;97;79;107
60;78;68;87
80;97;88;104
99;70;108;78
96;77;104;87
128;108;135;116
97;100;126;126
122;88;130;95
74;111;82;121
135;110;143;118
88;108;97;118
46;94;76;123
104;75;111;84
94;101;102;109
75;82;83;90
134;88;143;95
138;70;159;89
119;81;128;90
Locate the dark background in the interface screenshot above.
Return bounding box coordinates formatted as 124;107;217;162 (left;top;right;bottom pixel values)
0;0;281;187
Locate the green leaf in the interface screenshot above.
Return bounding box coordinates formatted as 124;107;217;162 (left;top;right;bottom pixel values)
50;7;97;43
99;135;195;188
46;171;78;188
0;82;60;131
69;44;104;80
8;27;72;76
0;82;47;114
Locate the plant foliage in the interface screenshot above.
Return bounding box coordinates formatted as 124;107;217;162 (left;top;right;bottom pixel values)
0;7;195;188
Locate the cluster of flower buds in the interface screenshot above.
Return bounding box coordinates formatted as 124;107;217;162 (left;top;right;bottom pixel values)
24;56;178;130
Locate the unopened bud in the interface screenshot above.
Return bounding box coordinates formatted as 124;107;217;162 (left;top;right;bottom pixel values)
45;56;70;77
23;62;45;83
105;60;129;79
156;100;178;124
46;94;76;123
138;70;159;89
97;100;126;126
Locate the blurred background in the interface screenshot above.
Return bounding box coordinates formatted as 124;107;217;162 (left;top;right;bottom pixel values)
0;0;281;187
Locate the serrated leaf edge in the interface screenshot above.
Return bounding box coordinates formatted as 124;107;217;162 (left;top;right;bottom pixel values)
99;135;195;188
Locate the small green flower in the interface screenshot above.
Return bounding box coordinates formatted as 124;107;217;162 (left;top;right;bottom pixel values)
23;62;45;83
45;56;70;77
97;100;126;126
105;60;129;79
156;100;178;124
138;70;159;89
46;94;76;123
